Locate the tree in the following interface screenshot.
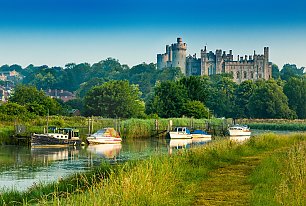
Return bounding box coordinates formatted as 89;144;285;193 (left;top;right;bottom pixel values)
9;85;61;115
145;81;188;118
280;64;305;81
248;80;296;119
234;80;256;118
272;64;280;79
84;80;145;118
283;77;306;119
179;75;212;104
182;100;209;119
207;76;237;118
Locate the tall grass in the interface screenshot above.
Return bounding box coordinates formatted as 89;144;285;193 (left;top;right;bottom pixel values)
248;123;306;131
249;135;306;206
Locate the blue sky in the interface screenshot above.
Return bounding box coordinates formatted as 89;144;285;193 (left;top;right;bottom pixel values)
0;0;305;69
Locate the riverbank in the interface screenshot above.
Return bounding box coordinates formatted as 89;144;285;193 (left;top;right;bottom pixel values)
1;133;305;205
0;117;226;144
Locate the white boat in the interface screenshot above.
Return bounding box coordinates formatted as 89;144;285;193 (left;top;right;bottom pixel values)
191;129;212;140
86;128;122;144
228;125;251;136
168;127;192;139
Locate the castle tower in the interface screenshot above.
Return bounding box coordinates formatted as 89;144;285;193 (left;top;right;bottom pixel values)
200;46;209;76
171;37;187;74
215;49;223;74
263;47;271;79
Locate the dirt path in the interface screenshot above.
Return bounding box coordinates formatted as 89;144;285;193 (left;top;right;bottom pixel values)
193;156;262;206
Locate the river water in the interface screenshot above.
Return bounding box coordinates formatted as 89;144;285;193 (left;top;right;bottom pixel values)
0;138;211;191
0;129;302;191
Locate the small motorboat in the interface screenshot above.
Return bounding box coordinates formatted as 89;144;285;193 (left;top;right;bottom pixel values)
86;128;122;144
191;129;212;140
228;125;251;136
168;127;192;139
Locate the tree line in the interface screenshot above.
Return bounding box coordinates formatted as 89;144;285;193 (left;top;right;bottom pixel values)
0;59;305;120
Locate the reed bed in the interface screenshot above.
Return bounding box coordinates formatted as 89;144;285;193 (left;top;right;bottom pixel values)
248;123;306;131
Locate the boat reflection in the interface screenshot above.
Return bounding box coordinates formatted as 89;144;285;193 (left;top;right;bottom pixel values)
87;144;122;159
31;147;79;164
167;139;192;154
192;137;212;145
229;136;251;142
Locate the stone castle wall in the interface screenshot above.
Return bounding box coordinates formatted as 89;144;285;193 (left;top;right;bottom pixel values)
157;38;272;83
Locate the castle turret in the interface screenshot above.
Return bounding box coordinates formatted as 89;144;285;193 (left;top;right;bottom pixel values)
171;37;187;74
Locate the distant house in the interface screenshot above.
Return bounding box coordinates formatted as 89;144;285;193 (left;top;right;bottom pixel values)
0;70;22;82
0;86;10;102
45;89;76;102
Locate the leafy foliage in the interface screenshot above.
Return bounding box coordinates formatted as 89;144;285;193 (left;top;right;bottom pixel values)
283;77;306;119
84;80;145;118
9;85;61;115
248;80;296;119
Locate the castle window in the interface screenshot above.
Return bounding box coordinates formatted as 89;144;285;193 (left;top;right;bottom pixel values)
251;71;254;78
237;71;240;79
244;71;247;79
259;74;262;78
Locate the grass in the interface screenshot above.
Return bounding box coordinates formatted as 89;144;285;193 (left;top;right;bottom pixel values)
1;133;305;205
248;123;306;131
250;141;306;206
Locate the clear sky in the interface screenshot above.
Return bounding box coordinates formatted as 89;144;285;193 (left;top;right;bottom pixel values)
0;0;305;69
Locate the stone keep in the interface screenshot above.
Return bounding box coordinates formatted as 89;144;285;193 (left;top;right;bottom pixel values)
157;37;187;74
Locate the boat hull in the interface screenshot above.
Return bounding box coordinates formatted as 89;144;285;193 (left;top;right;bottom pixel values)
168;132;192;139
191;134;212;139
228;131;251;136
31;134;82;147
87;137;122;144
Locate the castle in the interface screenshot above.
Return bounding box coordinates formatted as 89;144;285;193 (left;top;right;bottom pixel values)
157;38;272;83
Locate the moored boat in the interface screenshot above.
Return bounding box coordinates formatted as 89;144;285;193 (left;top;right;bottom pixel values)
168;127;192;139
191;129;212;140
86;128;122;144
228;125;251;136
31;128;82;147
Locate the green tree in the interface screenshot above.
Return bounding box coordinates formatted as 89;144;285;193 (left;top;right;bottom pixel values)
207;76;237;118
234;80;255;118
280;64;305;81
248;80;296;119
182;100;209;119
179;75;212;105
283;77;306;119
272;64;280;79
84;80;145;118
9;85;61;115
146;81;188;118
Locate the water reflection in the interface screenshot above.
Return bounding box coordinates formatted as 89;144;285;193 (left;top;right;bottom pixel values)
229;136;251;142
87;144;122;159
167;138;211;154
31;147;80;164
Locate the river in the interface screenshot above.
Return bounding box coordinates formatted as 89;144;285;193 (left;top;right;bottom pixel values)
0;129;302;191
0;138;211;191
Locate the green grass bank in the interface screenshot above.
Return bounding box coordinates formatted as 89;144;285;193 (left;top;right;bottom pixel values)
1;133;305;205
0;117;226;144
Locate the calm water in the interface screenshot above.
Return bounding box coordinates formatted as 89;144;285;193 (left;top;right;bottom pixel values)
0;138;210;191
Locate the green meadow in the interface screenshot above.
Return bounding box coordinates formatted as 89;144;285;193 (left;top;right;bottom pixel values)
0;132;305;205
